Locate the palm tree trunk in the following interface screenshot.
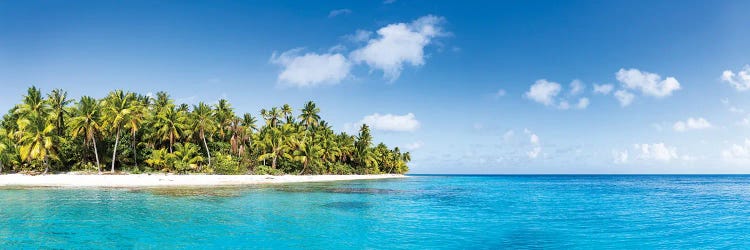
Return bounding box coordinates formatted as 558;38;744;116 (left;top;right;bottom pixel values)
111;128;120;173
1;162;3;174
132;133;138;169
203;135;211;167
92;136;101;173
43;155;49;175
299;161;308;175
271;155;277;169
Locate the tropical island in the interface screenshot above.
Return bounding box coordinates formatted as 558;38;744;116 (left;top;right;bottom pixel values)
0;87;410;186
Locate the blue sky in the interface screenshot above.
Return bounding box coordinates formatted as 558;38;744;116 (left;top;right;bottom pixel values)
2;0;750;173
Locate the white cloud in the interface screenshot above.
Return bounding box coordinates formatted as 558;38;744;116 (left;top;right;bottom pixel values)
404;141;423;150
673;117;712;132
356;113;420;132
633;143;679;162
495;89;506;98
525;129;541;159
345;30;373;43
722;139;750;163
613;150;629;164
576;98;590;109
721;65;750;91
616;68;681;97
558;101;570;110
569;79;584;95
525;79;561;106
270;48;352;87
350;15;446;81
593;84;614;95
328;9;352;18
614;90;635;107
503;130;515;141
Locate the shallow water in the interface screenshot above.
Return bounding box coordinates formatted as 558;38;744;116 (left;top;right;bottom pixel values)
2;175;750;249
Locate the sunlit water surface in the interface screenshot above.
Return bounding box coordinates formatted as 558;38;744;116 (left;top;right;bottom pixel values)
2;175;750;249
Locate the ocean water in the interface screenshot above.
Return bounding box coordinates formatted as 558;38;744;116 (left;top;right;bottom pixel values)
2;175;750;249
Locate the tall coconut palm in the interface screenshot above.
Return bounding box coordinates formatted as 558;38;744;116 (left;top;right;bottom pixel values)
125;101;147;168
267;107;282;127
68;96;103;173
281;104;294;124
299;101;320;129
214;99;234;139
154;105;186;153
15;86;51;118
101;90;134;173
191;102;216;166
17;114;58;174
46;89;71;136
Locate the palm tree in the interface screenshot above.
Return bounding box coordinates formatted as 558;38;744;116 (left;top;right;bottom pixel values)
281;104;294;124
46;89;71;136
154;105;186;153
17;114;58;174
101;90;134;173
292;136;323;174
214;99;234;140
268;107;282;127
15;86;50;118
173;142;204;173
299;101;320;129
68;96;103;173
124;101;146;169
258;124;292;169
191;102;216;166
0;128;17;174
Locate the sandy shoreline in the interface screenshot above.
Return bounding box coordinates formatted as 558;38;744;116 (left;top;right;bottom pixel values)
0;174;407;188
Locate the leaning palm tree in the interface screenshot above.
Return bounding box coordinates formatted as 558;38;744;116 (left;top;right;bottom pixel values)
68;96;103;173
17;114;58;174
292;136;323;174
191;102;216;166
101;90;134;173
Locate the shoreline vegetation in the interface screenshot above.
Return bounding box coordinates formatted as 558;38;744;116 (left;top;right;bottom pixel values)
0;87;410;176
0;173;407;187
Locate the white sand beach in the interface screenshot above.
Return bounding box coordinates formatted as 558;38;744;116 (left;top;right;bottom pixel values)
0;174;407;188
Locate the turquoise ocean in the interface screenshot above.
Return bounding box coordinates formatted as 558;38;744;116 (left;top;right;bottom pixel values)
2;175;750;249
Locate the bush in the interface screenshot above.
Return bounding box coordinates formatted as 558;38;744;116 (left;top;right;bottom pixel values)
253;165;284;176
328;163;355;175
213;153;244;175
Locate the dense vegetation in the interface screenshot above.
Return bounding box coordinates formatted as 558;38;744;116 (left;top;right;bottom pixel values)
0;87;410;175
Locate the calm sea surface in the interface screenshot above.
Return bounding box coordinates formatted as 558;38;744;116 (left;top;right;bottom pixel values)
2;175;750;249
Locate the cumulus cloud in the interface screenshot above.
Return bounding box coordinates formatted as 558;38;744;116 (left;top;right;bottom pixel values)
352;113;420;132
350;15;446;81
673;117;712;132
405;141;423;150
722;139;750;163
576;98;590;109
525;79;561;106
616;68;681;97
270;48;351;87
721;65;750;91
612;150;629;164
524;129;542;159
345;30;373;43
569;79;584;95
614;90;635;107
593;84;614;95
633;143;679;162
328;9;352;18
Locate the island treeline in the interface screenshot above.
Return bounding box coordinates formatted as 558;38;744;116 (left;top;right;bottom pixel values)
0;87;410;175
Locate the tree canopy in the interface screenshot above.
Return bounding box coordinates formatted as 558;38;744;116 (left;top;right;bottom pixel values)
0;87;410;175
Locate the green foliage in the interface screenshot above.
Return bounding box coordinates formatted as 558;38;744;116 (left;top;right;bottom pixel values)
212;153;243;175
0;87;412;175
253;165;284;176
